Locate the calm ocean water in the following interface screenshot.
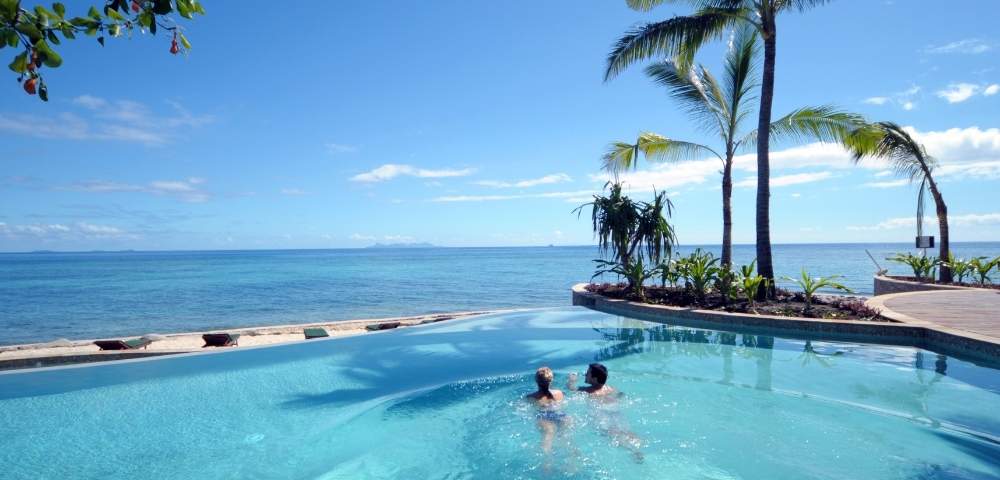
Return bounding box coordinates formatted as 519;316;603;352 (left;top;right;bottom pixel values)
1;243;997;345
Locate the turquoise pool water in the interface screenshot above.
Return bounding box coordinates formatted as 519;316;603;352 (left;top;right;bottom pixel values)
1;307;998;479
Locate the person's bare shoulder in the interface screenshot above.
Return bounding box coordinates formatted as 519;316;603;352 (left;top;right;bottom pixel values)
551;389;565;401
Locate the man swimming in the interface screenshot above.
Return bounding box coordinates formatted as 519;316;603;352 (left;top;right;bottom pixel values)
566;363;615;397
567;363;644;462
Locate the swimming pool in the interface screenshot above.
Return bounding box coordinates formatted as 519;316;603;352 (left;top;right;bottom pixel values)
1;307;998;479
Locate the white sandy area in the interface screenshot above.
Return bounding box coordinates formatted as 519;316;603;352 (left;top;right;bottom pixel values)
0;311;498;365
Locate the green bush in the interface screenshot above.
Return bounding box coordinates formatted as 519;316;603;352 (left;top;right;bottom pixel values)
781;269;853;310
887;253;937;281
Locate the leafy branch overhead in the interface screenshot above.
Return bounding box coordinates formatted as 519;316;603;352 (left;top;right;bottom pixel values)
1;0;204;101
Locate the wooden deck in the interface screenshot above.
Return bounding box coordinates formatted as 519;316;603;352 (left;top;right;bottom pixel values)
877;289;1000;340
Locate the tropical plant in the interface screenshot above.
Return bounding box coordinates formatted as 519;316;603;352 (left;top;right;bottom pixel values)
968;256;998;285
944;254;975;284
676;248;720;301
781;269;853;310
739;260;768;312
603;25;864;269
658;256;681;287
604;0;836;294
577;183;678;291
715;264;739;305
2;0;203;100
846;122;952;282
592;258;662;300
887;252;938;282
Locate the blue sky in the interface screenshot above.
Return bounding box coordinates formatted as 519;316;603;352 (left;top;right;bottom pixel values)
1;0;999;252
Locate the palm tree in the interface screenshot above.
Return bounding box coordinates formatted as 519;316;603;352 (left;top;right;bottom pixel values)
604;0;833;294
846;122;952;282
604;26;862;268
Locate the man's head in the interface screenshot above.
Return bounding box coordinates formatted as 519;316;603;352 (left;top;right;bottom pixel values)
586;363;608;386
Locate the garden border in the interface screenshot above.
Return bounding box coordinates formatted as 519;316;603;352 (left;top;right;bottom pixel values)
571;283;1000;366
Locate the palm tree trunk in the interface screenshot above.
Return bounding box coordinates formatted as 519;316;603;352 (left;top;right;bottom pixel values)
721;157;734;267
755;18;777;299
931;185;951;282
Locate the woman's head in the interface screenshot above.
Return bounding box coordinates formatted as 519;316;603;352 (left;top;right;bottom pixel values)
535;367;554;390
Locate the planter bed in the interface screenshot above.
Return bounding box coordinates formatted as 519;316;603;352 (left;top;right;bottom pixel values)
585;283;887;321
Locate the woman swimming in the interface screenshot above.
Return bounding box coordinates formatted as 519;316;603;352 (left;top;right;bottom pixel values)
525;367;568;456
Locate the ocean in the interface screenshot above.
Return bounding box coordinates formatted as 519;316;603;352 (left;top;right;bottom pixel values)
1;243;997;345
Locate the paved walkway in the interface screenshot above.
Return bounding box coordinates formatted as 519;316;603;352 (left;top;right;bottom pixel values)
870;289;1000;340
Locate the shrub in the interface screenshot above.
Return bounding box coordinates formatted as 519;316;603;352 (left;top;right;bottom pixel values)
944;254;974;284
968;256;999;285
592;258;661;300
887;253;937;281
676;249;720;301
738;260;768;313
781;269;853;310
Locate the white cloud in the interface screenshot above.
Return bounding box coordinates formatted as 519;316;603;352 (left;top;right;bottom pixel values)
349;233;375;241
863;97;889;105
848;213;1000;231
0;222;134;239
351;164;476;182
589;158;718;192
985;84;1000;96
874;170;893;177
924;39;992;55
902;101;916;111
863;179;909;188
864;85;920;110
72;95;107;110
475;173;572;188
734;171;833;188
280;188;309;196
433;189;596;202
65;178;210;203
0;97;211;145
937;83;980;103
326;143;359;154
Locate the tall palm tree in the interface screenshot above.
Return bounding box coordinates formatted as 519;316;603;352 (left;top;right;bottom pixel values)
604;0;833;294
846;122;952;282
604;27;862;268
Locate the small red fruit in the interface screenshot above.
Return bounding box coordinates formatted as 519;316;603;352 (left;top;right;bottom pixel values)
23;78;37;95
170;40;179;54
131;1;140;12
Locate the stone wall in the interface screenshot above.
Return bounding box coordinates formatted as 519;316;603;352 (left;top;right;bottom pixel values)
873;275;970;296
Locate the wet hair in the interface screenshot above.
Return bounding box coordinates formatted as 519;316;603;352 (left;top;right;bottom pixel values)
588;363;608;386
535;367;555;399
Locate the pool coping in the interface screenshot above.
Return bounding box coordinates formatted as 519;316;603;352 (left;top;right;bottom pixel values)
0;309;534;376
572;283;1000;366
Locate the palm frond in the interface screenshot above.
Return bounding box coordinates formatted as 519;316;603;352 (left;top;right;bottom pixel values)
738;106;868;151
917;177;927;238
776;0;834;13
604;10;740;81
602;141;640;174
847;122;936;183
645;60;728;134
721;24;760;136
638;132;723;163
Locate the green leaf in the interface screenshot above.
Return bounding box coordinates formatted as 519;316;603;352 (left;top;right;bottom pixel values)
69;17;97;27
88;6;101;20
106;8;125;21
15;22;43;41
8;50;27;73
179;33;191;49
137;11;152;28
46;29;60;45
177;0;192;19
39;82;48;101
193;2;206;14
34;5;56;21
150;17;157;34
60;26;75;39
5;29;19;48
53;3;66;18
33;39;62;68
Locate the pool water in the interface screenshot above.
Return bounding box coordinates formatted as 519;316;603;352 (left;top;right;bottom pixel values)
1;307;998;479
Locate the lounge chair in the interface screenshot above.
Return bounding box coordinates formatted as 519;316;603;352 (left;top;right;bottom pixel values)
365;321;401;332
303;327;329;339
94;338;152;351
202;333;240;348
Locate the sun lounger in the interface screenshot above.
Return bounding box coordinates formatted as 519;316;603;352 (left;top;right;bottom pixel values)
303;327;329;339
94;338;152;351
365;321;401;332
202;333;240;348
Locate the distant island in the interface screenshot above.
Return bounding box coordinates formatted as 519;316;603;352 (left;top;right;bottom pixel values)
365;242;437;249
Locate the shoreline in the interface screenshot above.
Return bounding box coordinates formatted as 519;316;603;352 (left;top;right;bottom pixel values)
0;310;508;370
